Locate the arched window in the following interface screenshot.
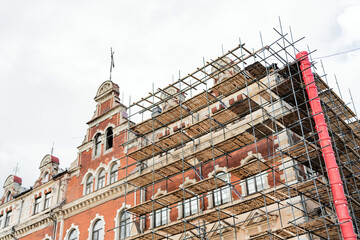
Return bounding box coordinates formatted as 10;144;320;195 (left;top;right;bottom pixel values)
213;172;230;206
97;169;105;189
94;134;101;156
119;211;131;239
68;229;78;240
85;175;94;195
5;192;11;203
92;219;104;240
105;128;113;150
110;163;118;184
42;172;49;183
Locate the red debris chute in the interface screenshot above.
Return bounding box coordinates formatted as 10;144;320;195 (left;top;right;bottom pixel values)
296;51;357;240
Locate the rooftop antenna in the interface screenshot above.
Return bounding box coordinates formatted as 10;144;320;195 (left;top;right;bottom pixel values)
51;141;55;156
13;162;19;176
109;47;115;80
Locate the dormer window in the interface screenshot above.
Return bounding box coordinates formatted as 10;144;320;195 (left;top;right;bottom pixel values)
105;128;113;150
94;134;101;156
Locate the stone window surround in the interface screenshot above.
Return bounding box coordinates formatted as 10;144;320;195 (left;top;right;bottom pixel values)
64;223;80;240
114;203;132;240
206;165;231;209
104;125;115;155
238;152;269;197
82;159;120;195
42;233;53;240
92;123;116;159
177;177;200;220
93;130;104;159
81;170;95;196
87;213;105;240
150;189;169;229
108;160;120;185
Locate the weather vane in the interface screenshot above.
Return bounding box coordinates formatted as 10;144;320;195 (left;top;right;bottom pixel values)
110;47;115;80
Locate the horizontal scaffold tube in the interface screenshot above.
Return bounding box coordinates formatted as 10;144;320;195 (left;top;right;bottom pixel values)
296;51;357;240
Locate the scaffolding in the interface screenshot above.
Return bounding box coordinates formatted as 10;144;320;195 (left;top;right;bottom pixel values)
115;26;360;240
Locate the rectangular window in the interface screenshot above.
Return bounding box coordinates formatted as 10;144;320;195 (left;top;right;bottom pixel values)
4;211;11;227
154;208;168;227
246;174;265;195
34;197;41;214
0;214;3;228
44;192;51;210
183;197;198;217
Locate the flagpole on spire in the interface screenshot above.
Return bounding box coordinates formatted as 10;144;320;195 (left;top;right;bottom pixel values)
110;47;115;80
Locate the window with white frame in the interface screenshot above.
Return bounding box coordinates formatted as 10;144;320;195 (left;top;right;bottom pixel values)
92;219;104;240
94;134;102;156
85;175;94;195
5;192;11;203
119;211;131;239
154;207;168;227
213;172;230;206
34;197;41;214
105;128;113;150
68;229;78;240
42;172;49;183
44;192;51;210
97;169;105;189
4;211;11;227
183;196;198;217
245;173;265;195
110;163;118;184
0;214;3;228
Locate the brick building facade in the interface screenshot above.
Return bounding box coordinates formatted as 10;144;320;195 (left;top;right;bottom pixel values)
0;37;359;240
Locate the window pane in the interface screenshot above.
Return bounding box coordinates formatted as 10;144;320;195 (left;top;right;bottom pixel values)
155;210;161;227
120;211;131;239
4;211;11;227
110;164;118;184
5;192;11;202
161;208;167;224
92;220;103;240
256;175;264;192
222;187;230;203
184;200;190;217
95;134;101;155
69;229;77;240
214;172;230;206
191;197;198;214
86;176;93;194
44;193;51;209
34;198;41;214
98;170;105;189
106;128;113;150
247;178;256;195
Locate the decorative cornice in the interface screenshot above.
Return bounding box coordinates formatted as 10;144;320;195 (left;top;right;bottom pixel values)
59;179;133;219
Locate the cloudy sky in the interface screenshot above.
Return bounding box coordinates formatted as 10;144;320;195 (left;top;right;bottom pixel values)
0;0;359;195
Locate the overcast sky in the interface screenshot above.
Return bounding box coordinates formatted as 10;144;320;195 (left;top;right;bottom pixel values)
0;0;359;195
